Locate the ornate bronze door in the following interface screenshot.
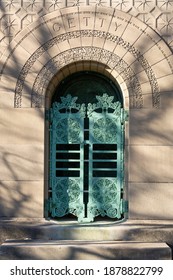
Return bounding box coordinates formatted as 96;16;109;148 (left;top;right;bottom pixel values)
47;94;127;222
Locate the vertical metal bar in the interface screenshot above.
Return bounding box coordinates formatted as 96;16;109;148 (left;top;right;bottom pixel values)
51;115;58;217
120;108;125;215
80;115;85;221
117;113;122;218
49;124;52;190
121;108;125;190
88;116;94;222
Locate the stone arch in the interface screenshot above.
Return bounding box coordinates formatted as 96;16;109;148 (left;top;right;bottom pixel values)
32;50;142;109
0;5;173;109
44;60;129;109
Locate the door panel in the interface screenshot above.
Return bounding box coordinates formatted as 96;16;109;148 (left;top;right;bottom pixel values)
87;96;123;221
49;95;86;221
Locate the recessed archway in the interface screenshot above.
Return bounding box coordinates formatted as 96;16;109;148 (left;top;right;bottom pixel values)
45;61;129;109
46;70;127;222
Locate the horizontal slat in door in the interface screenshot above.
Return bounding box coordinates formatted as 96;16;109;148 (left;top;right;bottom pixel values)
92;143;117;178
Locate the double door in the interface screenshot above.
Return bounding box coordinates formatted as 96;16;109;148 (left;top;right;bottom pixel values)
48;94;126;222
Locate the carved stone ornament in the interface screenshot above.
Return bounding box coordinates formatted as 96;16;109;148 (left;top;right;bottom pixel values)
12;26;161;108
0;7;172;110
0;0;172;53
31;47;143;109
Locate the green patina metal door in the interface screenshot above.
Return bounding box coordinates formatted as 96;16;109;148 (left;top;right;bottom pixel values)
47;93;127;222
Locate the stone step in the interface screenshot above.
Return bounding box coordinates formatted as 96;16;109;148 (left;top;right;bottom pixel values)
0;240;171;260
1;219;173;243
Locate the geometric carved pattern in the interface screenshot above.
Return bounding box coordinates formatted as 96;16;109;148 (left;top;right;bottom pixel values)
0;0;173;58
0;5;172;110
31;47;144;109
13;23;161;108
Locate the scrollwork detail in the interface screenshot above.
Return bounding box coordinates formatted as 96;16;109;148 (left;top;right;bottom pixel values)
56;118;81;143
92;117;117;143
87;94;122;115
52;177;82;218
88;178;119;219
52;94;86;117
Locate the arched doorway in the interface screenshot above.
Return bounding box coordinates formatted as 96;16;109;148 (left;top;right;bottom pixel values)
47;71;128;222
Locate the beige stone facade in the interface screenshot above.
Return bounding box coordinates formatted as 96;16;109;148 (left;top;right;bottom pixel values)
0;1;173;223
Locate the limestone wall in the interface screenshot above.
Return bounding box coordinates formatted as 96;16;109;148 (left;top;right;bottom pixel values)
0;2;173;220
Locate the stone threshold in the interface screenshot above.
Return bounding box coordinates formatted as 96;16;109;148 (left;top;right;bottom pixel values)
1;219;173;244
0;240;171;260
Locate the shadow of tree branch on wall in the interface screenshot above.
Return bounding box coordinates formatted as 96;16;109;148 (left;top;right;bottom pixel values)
0;2;173;260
